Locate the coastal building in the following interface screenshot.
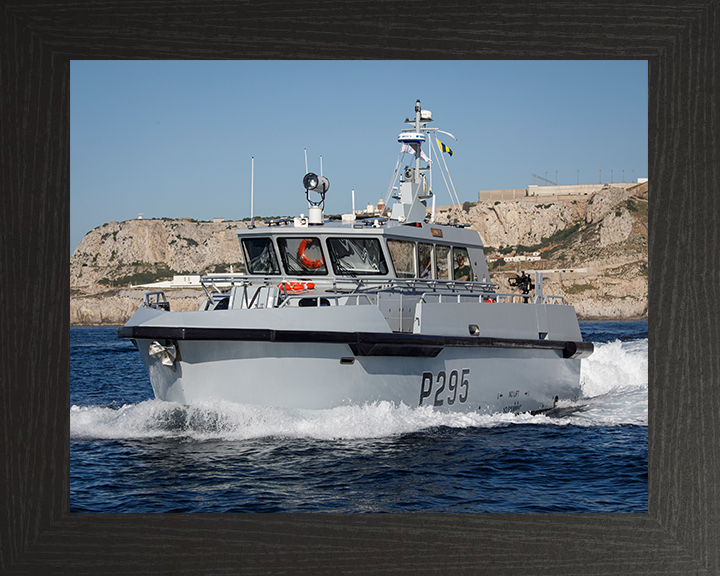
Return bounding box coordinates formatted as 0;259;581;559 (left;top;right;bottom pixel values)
132;275;203;289
356;198;387;216
503;254;542;262
478;178;648;203
132;272;232;290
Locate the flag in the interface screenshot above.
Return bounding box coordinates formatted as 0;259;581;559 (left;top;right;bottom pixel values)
401;143;432;163
437;138;453;156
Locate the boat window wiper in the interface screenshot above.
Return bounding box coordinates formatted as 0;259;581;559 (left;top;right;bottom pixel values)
330;253;357;277
284;250;326;275
285;252;306;274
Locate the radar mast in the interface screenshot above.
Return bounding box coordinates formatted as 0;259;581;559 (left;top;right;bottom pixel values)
391;99;434;223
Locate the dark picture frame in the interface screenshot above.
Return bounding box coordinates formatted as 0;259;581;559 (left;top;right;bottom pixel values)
2;1;716;573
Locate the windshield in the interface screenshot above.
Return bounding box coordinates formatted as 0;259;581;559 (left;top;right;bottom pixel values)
327;237;389;276
277;237;328;275
241;237;280;274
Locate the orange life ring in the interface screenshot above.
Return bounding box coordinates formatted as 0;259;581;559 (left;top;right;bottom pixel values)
278;282;316;292
298;239;324;269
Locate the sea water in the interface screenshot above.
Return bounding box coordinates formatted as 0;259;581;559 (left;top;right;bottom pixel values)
70;322;648;513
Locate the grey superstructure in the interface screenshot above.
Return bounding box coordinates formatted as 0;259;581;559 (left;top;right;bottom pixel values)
118;100;592;415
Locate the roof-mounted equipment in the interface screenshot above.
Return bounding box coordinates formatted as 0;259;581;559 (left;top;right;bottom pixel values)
303;172;329;225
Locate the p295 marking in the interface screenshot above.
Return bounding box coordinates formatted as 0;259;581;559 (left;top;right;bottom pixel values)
420;369;470;406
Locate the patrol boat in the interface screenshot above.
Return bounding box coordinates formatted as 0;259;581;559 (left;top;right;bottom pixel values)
118;100;593;415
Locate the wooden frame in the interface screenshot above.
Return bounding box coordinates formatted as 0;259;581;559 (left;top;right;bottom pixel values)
2;2;716;573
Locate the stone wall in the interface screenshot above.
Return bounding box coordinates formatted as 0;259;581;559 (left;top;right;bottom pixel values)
527;182;639;196
477;189;527;202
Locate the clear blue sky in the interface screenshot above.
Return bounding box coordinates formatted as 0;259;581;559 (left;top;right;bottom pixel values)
71;60;647;253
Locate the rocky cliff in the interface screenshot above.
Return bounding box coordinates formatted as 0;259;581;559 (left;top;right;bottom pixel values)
71;218;251;293
425;182;648;319
435;182;647;262
71;288;206;326
70;183;648;324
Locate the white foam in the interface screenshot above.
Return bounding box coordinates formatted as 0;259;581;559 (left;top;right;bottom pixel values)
575;338;648;426
71;400;544;441
71;338;648;441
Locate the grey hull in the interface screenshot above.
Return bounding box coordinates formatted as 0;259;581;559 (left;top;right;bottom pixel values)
130;334;582;414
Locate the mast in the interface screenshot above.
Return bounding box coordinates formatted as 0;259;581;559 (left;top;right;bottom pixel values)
391;100;433;223
413;99;421;184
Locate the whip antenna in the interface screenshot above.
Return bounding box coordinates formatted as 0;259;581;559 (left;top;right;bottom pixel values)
249;156;255;229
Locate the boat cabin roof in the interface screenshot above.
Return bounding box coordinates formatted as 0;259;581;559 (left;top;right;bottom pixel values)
236;218;483;246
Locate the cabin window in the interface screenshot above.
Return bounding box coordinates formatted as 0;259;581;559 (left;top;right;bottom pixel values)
453;247;473;281
418;243;434;279
241;237;280;275
436;245;451;280
327;237;389;276
387;239;416;278
277;237;328;275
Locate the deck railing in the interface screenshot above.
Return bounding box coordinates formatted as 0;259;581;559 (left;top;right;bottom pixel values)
199;273;497;295
196;274;566;313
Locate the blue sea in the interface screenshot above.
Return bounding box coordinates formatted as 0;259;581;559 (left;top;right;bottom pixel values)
70;321;648;513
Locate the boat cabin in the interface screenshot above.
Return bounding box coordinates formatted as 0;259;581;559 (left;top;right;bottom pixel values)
238;220;491;285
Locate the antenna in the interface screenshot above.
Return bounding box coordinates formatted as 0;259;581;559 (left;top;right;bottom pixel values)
428;136;433;196
249;157;255;229
320;155;323;177
304;148;308;174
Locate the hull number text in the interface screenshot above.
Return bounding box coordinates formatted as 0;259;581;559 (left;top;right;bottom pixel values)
420;369;470;406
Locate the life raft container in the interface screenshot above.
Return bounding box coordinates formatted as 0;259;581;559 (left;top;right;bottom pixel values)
298;239;324;269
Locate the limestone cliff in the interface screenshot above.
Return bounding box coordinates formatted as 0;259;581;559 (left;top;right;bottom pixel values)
71;219;251;293
71;289;205;326
70;183;648;324
435;182;646;254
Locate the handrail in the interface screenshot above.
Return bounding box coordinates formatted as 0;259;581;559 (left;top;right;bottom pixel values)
490;293;534;304
195;274;568;309
199;273;497;294
420;291;567;306
278;293;375;308
142;291;170;310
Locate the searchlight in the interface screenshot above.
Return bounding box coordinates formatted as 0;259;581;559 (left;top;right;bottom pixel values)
303;172;329;225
